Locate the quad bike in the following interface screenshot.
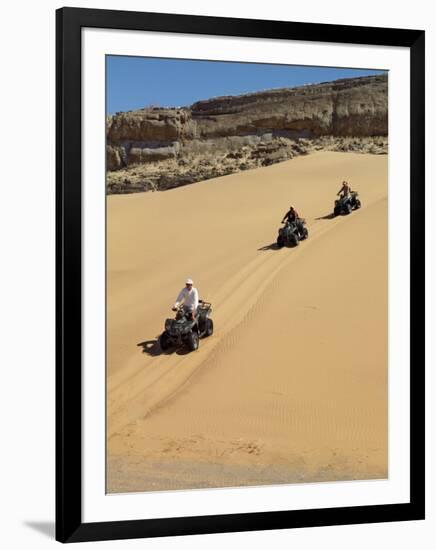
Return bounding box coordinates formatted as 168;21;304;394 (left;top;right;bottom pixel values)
159;300;213;352
333;191;361;216
276;218;309;247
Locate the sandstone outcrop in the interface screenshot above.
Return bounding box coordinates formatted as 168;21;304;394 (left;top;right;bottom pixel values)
107;74;387;193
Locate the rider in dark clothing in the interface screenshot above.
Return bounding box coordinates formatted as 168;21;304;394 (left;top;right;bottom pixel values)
282;206;299;224
337;181;352;199
282;206;304;235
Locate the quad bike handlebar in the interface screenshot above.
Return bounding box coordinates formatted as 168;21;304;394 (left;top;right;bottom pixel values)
281;218;303;225
172;301;211;312
171;300;212;311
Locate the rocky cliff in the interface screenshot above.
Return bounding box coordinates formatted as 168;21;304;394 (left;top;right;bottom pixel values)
106;74;387;193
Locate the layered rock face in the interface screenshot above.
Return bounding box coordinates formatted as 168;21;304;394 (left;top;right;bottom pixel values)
106;74;387;193
190;74;387;137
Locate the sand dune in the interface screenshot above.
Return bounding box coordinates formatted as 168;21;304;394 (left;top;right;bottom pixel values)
106;152;388;492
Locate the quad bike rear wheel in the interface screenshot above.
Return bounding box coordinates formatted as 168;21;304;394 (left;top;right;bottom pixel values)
277;235;284;248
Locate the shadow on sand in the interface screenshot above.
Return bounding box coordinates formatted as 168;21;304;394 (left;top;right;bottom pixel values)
315;212;336;220
137;339;163;356
258;242;281;251
137;339;191;357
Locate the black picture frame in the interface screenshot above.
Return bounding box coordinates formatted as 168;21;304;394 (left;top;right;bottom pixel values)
56;7;425;543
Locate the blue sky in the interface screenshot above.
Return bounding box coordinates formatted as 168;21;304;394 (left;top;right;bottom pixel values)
107;56;385;115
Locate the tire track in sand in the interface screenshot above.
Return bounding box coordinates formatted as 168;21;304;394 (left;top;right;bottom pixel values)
108;205;363;437
133;199;384;424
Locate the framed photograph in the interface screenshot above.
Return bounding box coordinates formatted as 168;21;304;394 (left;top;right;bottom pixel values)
56;7;425;543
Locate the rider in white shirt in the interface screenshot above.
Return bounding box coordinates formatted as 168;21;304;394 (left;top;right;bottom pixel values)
172;278;199;320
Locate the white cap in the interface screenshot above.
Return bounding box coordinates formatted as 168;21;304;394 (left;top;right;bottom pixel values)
185;278;193;285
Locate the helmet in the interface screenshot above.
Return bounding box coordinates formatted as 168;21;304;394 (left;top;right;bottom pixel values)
185;278;193;285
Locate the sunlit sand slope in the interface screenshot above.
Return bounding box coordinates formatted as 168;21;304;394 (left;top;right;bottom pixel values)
106;152;387;492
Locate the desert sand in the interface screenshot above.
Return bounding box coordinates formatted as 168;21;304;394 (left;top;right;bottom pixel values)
107;152;388;493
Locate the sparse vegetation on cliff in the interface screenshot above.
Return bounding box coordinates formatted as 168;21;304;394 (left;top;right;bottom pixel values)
106;74;388;193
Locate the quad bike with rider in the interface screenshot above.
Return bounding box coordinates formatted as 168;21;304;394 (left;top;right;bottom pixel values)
277;218;309;247
333;191;361;216
159;300;213;352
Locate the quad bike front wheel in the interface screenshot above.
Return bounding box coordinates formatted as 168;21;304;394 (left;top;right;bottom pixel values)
187;331;199;351
205;318;214;337
300;227;309;240
345;203;353;215
354;199;361;209
160;331;171;351
277;235;284;248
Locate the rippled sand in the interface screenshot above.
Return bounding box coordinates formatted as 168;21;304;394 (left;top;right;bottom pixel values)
106;152;388;493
